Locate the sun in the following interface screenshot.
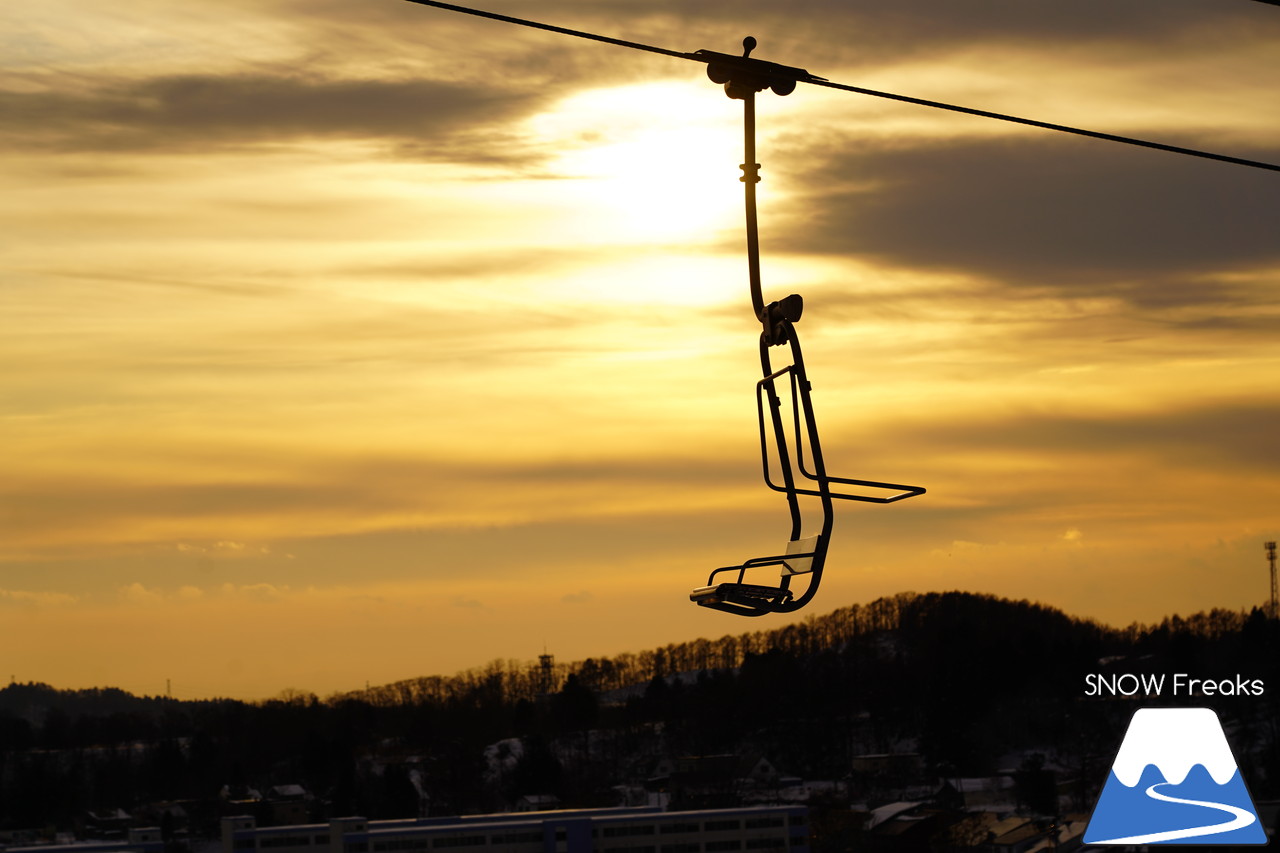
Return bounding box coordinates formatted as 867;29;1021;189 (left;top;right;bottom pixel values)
528;81;746;245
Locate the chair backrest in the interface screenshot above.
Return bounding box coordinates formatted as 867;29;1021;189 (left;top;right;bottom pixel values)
780;535;820;576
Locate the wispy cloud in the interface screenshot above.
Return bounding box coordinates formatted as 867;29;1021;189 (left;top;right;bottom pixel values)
0;589;79;608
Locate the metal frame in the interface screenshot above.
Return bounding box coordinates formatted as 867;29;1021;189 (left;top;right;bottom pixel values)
689;47;923;617
690;318;924;616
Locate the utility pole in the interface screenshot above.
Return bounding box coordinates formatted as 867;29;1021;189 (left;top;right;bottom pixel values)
1266;541;1277;618
538;651;554;696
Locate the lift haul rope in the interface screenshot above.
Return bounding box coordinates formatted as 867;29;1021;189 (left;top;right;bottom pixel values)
404;0;1277;616
404;0;1280;174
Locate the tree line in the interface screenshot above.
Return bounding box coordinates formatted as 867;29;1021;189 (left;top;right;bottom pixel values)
2;592;1277;834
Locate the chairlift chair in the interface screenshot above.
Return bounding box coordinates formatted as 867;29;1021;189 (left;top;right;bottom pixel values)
680;47;923;616
689;311;924;617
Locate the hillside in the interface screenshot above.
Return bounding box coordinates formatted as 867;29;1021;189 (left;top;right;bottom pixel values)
2;591;1278;831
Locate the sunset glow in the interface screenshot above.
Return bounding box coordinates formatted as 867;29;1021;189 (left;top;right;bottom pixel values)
3;0;1279;699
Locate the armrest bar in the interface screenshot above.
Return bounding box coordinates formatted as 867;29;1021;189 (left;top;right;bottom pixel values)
762;476;925;503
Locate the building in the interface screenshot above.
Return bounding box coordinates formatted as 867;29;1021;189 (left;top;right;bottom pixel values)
221;805;809;853
0;827;164;853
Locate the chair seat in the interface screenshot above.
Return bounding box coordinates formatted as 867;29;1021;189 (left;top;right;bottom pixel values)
690;582;793;609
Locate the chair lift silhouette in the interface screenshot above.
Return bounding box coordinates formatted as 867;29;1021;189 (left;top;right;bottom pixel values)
680;40;923;616
689;298;925;617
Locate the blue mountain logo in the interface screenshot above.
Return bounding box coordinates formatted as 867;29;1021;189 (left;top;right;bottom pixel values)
1085;707;1267;845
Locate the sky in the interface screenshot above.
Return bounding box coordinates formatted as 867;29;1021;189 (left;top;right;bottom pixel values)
3;0;1279;700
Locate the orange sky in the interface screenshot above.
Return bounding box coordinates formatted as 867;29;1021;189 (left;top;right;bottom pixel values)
3;0;1279;700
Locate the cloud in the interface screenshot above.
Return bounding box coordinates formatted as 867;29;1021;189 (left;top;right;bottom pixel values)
0;589;78;608
824;0;1267;61
378;0;1267;72
771;135;1280;294
857;398;1280;555
223;583;287;601
119;582;165;605
0;71;550;162
909;401;1280;474
175;540;268;559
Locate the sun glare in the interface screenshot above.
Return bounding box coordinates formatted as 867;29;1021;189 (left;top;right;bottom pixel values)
529;82;744;244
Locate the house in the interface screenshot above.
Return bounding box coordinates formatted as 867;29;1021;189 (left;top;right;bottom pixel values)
863;803;966;853
266;785;312;827
514;794;560;812
83;809;133;841
987;817;1052;853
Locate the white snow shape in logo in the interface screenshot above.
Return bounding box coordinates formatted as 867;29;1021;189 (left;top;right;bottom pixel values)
1111;707;1238;786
